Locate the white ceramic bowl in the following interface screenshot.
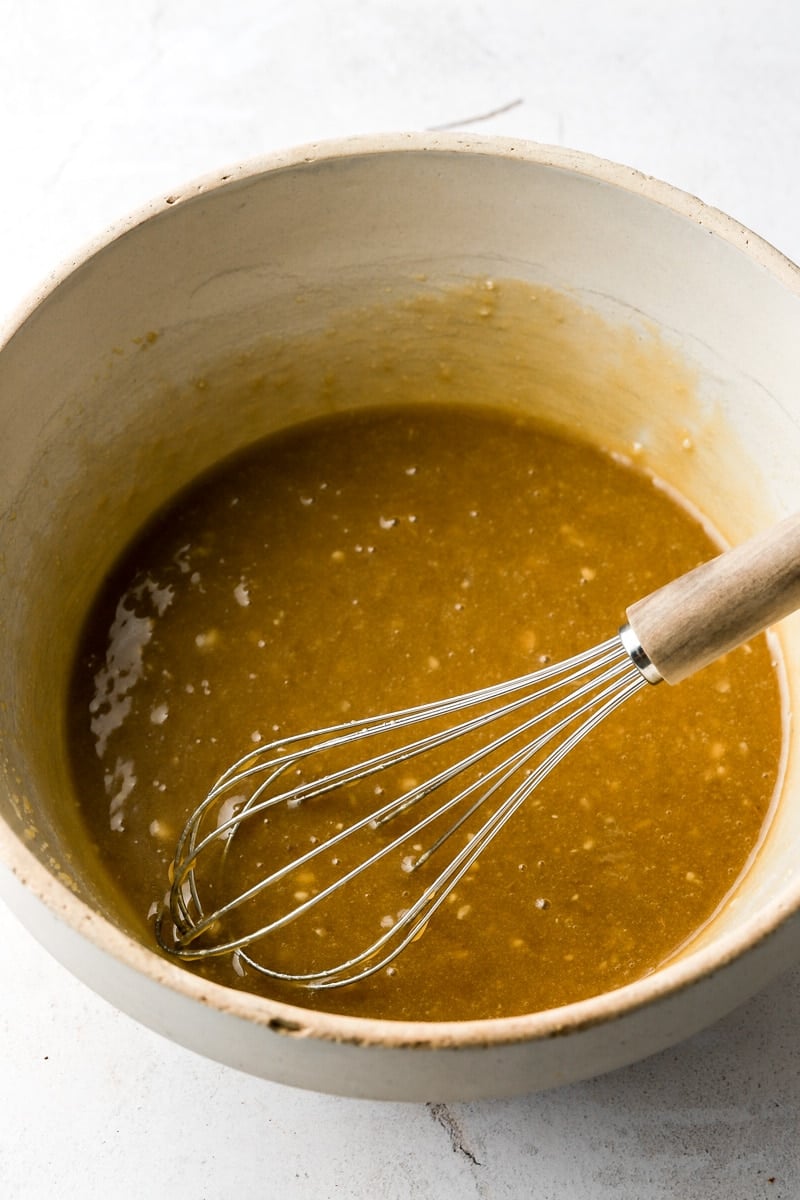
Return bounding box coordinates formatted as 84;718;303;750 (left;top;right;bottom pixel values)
2;134;800;1101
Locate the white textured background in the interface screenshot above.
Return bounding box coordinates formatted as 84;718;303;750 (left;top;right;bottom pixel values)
2;3;800;1197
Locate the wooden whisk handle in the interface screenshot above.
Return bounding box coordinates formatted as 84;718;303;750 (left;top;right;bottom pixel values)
625;510;800;685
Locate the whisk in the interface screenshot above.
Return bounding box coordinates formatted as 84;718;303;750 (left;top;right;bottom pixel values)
157;512;800;989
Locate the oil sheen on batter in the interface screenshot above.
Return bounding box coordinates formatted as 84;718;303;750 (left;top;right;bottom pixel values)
67;404;783;1021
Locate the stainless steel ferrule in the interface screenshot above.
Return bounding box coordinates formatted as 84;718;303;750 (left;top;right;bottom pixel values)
618;623;663;685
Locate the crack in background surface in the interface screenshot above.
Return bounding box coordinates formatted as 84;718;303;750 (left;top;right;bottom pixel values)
427;1102;483;1167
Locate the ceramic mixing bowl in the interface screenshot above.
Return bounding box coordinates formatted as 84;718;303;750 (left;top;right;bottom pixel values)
2;134;800;1100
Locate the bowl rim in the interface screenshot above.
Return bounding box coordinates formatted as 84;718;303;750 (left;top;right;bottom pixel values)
3;130;800;1052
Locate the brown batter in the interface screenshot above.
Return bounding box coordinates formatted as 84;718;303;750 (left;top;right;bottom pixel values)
66;403;783;1021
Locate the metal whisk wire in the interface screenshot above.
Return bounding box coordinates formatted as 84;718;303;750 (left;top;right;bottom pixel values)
157;634;646;988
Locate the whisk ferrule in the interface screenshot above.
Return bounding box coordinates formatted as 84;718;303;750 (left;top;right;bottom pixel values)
619;622;663;685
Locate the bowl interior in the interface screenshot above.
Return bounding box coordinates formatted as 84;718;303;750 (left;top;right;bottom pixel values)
2;137;800;1038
